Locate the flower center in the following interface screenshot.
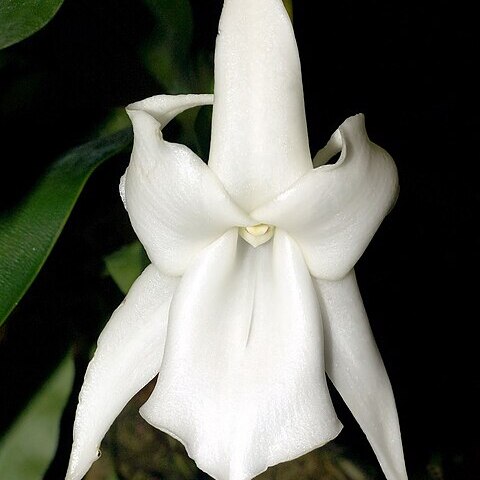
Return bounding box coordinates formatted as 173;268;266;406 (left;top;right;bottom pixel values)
239;224;274;248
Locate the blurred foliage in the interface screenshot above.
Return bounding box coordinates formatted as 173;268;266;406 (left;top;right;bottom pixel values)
98;108;132;138
0;354;74;479
0;129;132;326
0;0;64;49
104;242;149;295
142;0;194;92
142;0;214;155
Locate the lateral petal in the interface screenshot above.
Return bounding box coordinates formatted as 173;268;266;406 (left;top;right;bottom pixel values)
208;0;312;211
124;95;252;277
252;114;399;280
141;229;342;480
315;271;408;480
65;265;178;480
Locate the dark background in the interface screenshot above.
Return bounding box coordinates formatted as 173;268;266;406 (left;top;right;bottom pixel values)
0;0;477;478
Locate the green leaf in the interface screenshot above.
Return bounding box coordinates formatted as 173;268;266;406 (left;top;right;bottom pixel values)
0;354;74;480
143;0;193;89
0;0;65;50
0;129;133;327
104;241;149;295
107;471;120;480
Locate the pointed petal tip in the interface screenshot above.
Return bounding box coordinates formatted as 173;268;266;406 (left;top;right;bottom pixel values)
316;273;408;480
65;447;99;480
65;266;177;480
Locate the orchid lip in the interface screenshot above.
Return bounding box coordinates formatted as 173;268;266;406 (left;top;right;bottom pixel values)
239;223;275;247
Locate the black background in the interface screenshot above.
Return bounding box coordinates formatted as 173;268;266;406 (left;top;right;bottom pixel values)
296;1;478;477
0;0;477;478
296;1;478;478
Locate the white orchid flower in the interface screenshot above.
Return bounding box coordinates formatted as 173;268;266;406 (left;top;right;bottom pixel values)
66;1;407;479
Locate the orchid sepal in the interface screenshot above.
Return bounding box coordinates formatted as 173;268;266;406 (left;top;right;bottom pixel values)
65;265;178;480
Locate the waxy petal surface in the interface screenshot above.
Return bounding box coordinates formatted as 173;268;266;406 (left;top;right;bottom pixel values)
65;265;178;480
141;229;342;480
208;0;312;210
124;95;252;277
252;115;398;280
315;271;408;480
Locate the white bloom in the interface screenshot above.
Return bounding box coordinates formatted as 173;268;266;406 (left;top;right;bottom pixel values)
66;1;407;480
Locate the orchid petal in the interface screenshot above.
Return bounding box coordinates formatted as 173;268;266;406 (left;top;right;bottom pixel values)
65;265;178;480
252;114;398;280
140;229;342;480
315;271;408;480
124;95;252;276
208;0;312;211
